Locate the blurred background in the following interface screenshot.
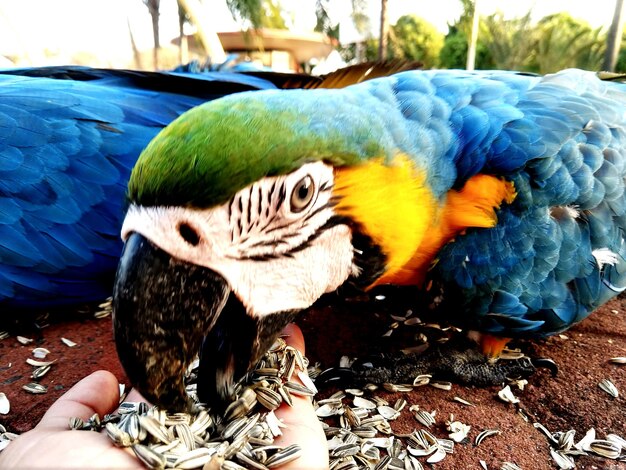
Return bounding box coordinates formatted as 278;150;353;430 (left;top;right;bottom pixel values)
0;0;624;74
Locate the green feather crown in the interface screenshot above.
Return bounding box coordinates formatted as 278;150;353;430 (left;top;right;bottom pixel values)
127;88;392;208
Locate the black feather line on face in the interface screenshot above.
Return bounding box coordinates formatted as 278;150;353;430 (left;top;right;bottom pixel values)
346;221;387;288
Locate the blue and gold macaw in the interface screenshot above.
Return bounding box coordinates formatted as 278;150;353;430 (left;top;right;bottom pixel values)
113;68;626;409
0;66;277;310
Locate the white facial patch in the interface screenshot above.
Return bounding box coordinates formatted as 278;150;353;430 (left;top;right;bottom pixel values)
121;161;359;316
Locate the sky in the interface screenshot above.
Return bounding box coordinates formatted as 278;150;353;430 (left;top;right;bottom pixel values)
0;0;620;66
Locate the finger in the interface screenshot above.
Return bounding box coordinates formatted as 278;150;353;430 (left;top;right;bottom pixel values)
123;388;149;404
275;324;328;469
37;370;120;430
281;323;305;354
274;396;328;469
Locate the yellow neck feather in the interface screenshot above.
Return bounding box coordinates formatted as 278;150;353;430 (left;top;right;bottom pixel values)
333;155;436;284
333;156;516;289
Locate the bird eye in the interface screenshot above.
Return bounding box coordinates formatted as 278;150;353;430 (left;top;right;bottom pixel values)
290;175;315;213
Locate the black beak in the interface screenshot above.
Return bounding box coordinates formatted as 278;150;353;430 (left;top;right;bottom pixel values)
112;232;296;411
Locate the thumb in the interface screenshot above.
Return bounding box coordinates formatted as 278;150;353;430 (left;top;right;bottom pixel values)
37;370;121;430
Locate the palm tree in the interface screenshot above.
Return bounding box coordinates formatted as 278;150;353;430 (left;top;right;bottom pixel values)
603;0;625;71
466;0;480;70
379;0;388;60
142;0;160;70
177;0;226;63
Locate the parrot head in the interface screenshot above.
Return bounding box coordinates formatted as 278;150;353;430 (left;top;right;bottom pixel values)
112;85;440;410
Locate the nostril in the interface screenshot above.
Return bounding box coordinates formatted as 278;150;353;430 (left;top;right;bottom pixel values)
178;222;200;246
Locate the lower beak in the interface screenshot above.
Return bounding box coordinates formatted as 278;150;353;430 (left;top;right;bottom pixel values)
112;232;295;411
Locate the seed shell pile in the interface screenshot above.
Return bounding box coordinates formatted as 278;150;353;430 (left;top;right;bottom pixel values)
68;337;309;469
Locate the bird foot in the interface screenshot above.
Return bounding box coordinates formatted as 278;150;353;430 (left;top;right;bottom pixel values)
315;336;557;388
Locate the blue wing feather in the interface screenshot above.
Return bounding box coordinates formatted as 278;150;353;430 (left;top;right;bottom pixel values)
1;66;276;309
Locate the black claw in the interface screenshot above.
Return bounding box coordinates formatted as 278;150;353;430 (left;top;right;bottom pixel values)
531;358;558;377
314;367;355;387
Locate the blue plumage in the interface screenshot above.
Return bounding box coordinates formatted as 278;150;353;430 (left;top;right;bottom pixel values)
399;69;626;337
0;66;276;308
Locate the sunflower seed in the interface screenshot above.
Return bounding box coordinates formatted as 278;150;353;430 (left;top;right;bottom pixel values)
22;382;47;394
588;439;622;459
556;429;576;451
609;356;626;364
106;422;133;447
118;401;140;414
414;410;436;427
265;443;301;467
383;383;413;392
31;347;50;359
31;364;51;379
393;398;407;412
501;463;522;470
94;309;112;319
430;381;452;391
497;385;520;404
16;336;33;345
0;331;9;341
189;409;213;435
173;447;213;469
61;337;77;347
138;415;171;444
224;388;258;420
297;370;318;394
255;387;283;410
550;448;575;469
315;403;342;418
404;455;424;470
132;443;166;470
344;406;361;427
500;348;525;360
453;396;474;406
426;446;446;463
377;405;400;421
598;379;619;398
164;412;190;426
607;433;626;449
25;358;55;367
330;443;360;458
447;420;470;443
372;455;391;469
412;374;431;387
0;393;9;415
475;429;501;446
236;450;269;469
69;416;84;430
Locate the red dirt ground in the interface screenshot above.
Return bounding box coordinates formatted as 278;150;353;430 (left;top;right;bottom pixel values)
1;295;625;469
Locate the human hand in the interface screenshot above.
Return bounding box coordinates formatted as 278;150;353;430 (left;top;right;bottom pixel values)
0;324;328;469
0;370;143;468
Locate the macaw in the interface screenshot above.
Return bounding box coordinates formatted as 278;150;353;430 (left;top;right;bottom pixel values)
112;68;626;411
0;65;277;310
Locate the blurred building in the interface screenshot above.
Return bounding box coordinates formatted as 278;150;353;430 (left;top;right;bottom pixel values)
171;29;335;73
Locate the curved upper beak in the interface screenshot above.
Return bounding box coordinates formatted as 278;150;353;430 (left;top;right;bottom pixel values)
112;232;295;411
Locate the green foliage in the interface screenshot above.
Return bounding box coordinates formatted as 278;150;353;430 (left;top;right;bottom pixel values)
481;11;536;70
438;2;607;73
226;0;286;29
617;35;626;72
314;0;339;40
389;15;444;67
339;14;443;67
531;13;605;73
439;26;493;69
